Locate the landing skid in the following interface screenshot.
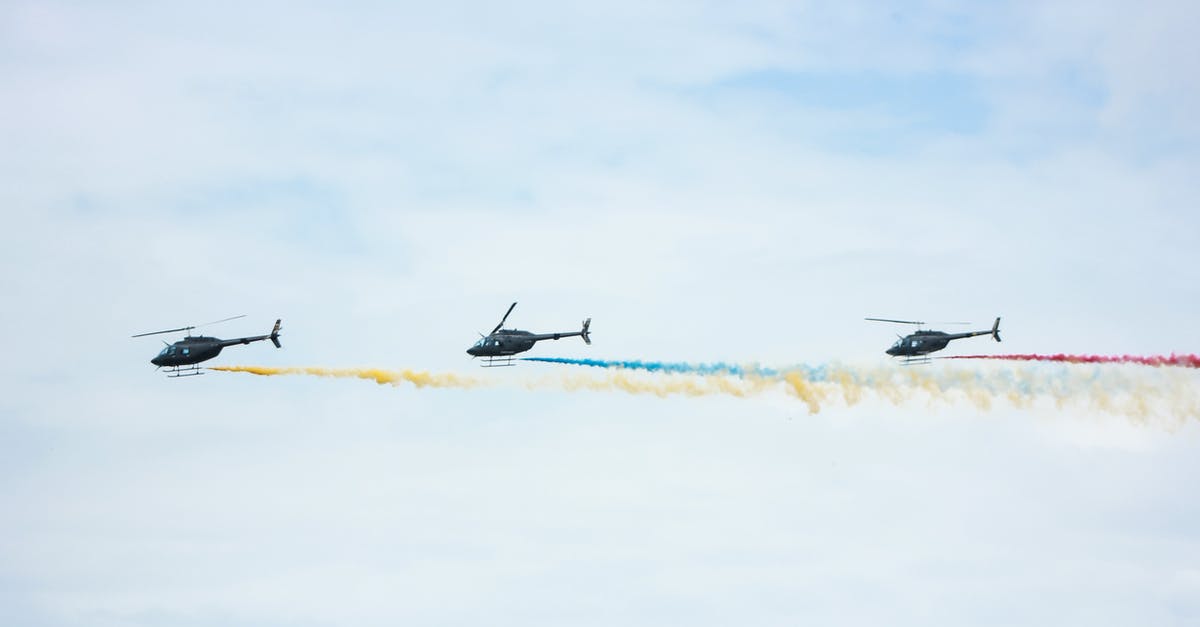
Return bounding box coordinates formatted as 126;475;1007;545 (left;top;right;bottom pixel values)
900;357;932;366
480;356;516;368
165;365;205;378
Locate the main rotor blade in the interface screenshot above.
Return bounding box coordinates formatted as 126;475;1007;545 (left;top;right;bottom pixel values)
865;317;925;325
198;314;246;327
131;325;195;338
491;302;517;334
132;314;245;338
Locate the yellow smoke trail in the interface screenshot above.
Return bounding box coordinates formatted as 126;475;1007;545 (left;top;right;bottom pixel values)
527;370;780;399
209;365;486;389
210;363;1200;422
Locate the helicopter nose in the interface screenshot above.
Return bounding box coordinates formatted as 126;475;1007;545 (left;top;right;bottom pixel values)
466;347;478;356
150;356;164;366
885;347;897;356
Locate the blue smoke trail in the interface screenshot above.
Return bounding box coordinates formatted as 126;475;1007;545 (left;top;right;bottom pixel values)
520;358;1106;401
521;356;771;376
522;356;836;380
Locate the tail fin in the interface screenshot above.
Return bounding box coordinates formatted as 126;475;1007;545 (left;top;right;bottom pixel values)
581;318;591;345
991;317;1001;342
270;319;282;348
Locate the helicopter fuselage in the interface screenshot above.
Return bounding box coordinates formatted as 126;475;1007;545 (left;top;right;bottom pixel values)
466;303;591;364
884;318;1001;358
467;330;570;357
151;336;230;367
886;330;957;357
144;319;283;369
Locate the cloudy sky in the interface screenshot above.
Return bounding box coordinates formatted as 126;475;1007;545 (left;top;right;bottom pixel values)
2;1;1199;625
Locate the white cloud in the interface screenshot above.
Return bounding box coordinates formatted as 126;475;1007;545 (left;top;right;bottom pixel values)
2;1;1199;625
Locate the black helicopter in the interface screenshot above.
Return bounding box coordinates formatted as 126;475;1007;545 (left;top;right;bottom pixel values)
132;315;282;377
866;317;1000;364
467;302;591;366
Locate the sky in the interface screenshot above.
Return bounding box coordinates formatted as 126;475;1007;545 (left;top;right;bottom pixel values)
2;1;1199;625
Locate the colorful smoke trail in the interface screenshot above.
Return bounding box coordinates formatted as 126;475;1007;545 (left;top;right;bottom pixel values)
212;360;1200;422
946;354;1200;368
523;356;1198;420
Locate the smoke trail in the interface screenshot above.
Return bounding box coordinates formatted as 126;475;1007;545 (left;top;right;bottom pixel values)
210;364;768;398
780;363;1196;422
208;365;487;388
946;354;1200;369
521;356;781;377
212;362;1200;422
527;370;779;400
524;357;1199;422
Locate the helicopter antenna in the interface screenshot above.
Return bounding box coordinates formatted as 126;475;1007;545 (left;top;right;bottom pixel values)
491;302;517;334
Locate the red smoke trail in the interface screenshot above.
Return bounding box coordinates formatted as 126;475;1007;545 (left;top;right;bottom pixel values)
946;353;1200;368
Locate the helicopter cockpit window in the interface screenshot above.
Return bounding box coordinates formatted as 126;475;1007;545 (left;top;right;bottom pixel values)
473;339;485;348
891;339;903;349
158;346;171;357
